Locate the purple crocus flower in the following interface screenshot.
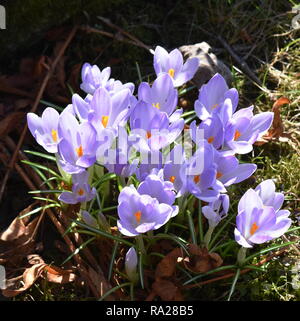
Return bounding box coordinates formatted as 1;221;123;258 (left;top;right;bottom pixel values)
163;144;187;197
153;46;199;87
125;247;138;283
117;185;174;236
254;179;285;213
194;73;239;121
224;106;274;154
129;101;184;152
202;194;230;228
80;63;134;95
27;107;60;153
234;187;291;248
138;74;178;116
137;170;179;217
190;113;224;149
58;171;96;204
185;141;219;202
89;87;131;136
212;151;257;193
57;111;99;174
80;63;111;94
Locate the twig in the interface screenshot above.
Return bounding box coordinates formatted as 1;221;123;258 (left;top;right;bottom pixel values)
97;16;152;52
0;26;78;203
216;35;263;87
81;25;152;52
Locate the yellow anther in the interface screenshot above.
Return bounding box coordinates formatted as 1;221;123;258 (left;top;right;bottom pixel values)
51;129;58;142
250;222;259;236
168;68;175;78
101;115;109;128
152;102;160;109
76;145;83;157
234;130;241;141
207;136;215;144
77;188;85;196
216;171;223;179
134;211;142;223
194;175;201;184
169;176;176;183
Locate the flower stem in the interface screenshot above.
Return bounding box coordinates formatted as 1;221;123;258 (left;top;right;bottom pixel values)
237;247;247;266
204;225;215;249
198;199;204;245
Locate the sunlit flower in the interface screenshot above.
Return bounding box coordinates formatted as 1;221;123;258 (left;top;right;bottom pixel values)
58;171;96;204
234;187;291;248
153;46;199;87
27;107;60;153
117;185;173;236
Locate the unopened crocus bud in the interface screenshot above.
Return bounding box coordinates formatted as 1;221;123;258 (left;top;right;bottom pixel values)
125;247;138;283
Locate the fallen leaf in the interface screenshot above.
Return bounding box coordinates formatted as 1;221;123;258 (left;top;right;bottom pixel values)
255;97;291;145
2;263;46;297
183;244;223;273
152;279;183;301
155;248;182;279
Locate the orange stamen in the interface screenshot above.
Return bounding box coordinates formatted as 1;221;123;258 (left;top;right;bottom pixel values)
194;175;201;184
146;131;152;139
211;103;219;109
134;211;142;223
207;136;215;144
234;130;241;141
51;129;58;142
101;115;109;128
216;171;223;179
76;145;83;157
168;68;175;78
250;222;259;236
77;188;85;196
169;176;176;183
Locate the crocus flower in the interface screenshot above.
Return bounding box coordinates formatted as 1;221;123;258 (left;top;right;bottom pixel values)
212;151;257;193
254;179;285;213
80;63;111;94
117;185;174;236
138;73;178;116
202;194;230;228
203;194;230;247
58;171;96;204
89;87;131;136
27;107;60;153
234;188;292;248
130;101;184;152
125;247;138;283
153;46;199;87
190;113;224;149
80;62;134;95
163;144;187;197
224;106;274;154
185;141;219;202
137;170;179;217
57;111;99;174
194;73;239;121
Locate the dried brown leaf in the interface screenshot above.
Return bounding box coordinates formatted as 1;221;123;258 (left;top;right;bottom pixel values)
152;279;183;301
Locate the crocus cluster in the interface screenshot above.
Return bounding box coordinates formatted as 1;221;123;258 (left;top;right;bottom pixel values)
27;45;292;261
